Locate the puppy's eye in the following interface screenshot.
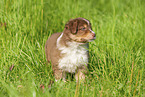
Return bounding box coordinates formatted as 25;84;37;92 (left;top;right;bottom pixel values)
81;27;86;30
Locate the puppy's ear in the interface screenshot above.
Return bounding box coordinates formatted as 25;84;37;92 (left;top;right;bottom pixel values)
68;20;78;34
70;20;78;34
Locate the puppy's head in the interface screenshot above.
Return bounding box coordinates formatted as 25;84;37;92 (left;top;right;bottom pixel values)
64;17;96;43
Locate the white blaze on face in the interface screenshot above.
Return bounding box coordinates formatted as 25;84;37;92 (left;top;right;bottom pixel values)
81;18;90;25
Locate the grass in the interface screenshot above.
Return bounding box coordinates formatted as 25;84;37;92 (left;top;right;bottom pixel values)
0;0;145;96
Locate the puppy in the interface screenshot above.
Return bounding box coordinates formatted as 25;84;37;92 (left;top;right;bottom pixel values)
45;17;96;82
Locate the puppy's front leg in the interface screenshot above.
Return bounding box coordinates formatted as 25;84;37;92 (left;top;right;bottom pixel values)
75;65;88;82
54;69;66;82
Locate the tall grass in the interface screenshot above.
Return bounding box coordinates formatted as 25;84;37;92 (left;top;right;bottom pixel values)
0;0;145;96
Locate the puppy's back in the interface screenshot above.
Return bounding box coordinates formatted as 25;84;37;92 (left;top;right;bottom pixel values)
45;32;62;62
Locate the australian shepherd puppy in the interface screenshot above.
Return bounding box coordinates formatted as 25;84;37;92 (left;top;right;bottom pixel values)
45;17;96;82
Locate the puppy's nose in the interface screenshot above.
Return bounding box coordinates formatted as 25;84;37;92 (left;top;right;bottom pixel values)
90;30;96;37
92;33;96;37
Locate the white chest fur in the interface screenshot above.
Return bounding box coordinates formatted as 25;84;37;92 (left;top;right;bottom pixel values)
57;34;88;73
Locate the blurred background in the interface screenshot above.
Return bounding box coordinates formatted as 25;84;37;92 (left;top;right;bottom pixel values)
0;0;145;96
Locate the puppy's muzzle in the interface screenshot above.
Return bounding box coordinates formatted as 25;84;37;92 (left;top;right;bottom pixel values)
90;30;96;40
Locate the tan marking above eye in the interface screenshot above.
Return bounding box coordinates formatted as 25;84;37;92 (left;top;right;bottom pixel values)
83;24;87;28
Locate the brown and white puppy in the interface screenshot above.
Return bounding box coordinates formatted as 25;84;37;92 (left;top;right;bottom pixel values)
45;17;96;82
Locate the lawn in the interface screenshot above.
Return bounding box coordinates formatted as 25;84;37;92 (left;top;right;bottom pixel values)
0;0;145;97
